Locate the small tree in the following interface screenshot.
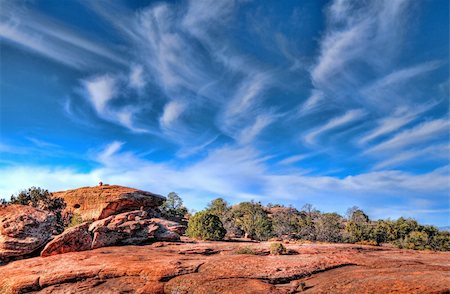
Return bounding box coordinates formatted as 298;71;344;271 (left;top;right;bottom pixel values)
394;217;419;240
206;198;239;237
271;206;301;238
316;212;343;242
297;204;320;240
9;187;66;234
345;208;371;243
231;201;272;241
186;211;226;240
160;192;188;219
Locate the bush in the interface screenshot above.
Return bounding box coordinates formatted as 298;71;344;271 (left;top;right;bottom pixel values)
269;242;287;255
186;211;226;240
66;213;84;229
231;201;272;241
235;246;256;255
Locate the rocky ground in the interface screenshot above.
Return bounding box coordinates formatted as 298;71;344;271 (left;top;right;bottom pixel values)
1;240;448;294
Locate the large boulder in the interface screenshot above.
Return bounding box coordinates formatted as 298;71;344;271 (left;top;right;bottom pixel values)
41;223;92;257
41;210;184;256
89;210;161;249
53;185;165;221
0;205;56;262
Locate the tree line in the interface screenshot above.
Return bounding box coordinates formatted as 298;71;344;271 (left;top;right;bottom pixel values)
3;188;449;251
163;193;450;251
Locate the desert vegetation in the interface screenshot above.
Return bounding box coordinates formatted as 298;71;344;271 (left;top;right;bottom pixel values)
196;197;450;251
2;187;449;251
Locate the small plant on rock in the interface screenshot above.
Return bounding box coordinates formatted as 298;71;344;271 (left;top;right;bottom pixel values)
66;213;84;228
186;211;226;241
269;242;287;255
235;246;256;255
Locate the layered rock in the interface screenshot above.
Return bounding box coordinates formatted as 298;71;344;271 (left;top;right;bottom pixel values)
53;185;165;221
41;210;183;257
0;205;56;262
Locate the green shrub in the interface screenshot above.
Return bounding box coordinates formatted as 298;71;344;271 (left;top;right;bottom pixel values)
160;192;188;219
66;213;84;229
235;246;257;255
231;201;272;241
269;242;287;255
186;211;226;240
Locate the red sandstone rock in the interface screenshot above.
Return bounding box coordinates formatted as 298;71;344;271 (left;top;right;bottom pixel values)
53;185;165;221
39;211;182;257
41;223;92;257
0;205;56;261
89;210;178;248
0;242;448;293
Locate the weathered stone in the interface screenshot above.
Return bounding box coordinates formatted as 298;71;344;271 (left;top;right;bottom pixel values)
0;205;56;261
151;217;187;235
89;211;163;249
53;185;165;221
39;211;182;258
40;223;92;257
0;242;448;294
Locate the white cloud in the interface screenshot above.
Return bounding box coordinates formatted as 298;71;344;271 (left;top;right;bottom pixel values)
238;114;274;145
160;101;186;129
357;102;438;145
367;118;449;154
0;143;447;220
311;0;410;93
373;144;450;170
0;2;126;69
82;75;149;134
129;65;146;89
279;154;308;165
304;109;366;144
298;90;324;115
84;75;117;114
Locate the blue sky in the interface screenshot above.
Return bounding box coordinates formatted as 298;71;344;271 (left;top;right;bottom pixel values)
0;0;449;226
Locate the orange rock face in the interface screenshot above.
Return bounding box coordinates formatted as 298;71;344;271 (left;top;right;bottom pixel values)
40;211;182;257
53;185;165;221
0;205;56;262
0;241;448;294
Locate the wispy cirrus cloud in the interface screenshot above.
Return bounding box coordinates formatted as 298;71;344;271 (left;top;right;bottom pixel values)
367;118;449;154
304;109;366;145
81;75;149;133
0;1;126;69
311;0;410;96
0;142;448;222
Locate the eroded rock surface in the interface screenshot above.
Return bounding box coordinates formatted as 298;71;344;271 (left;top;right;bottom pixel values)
0;205;56;262
1;242;448;294
53;185;165;221
40;211;183;256
41;223;92;257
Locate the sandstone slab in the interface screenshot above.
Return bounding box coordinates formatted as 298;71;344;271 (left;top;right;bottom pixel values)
53;185;165;221
1;242;448;293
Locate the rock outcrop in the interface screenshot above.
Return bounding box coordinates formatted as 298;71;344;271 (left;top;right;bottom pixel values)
53;185;165;221
0;205;56;262
40;210;183;257
1;242;448;294
40;223;92;257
